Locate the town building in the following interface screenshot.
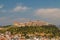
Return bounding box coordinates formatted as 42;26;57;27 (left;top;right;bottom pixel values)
13;20;49;27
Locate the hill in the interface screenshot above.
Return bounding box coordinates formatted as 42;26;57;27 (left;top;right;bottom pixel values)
0;24;60;38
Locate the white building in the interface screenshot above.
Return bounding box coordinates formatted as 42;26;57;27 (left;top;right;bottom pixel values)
13;22;25;27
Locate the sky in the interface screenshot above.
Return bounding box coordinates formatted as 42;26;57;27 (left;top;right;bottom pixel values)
0;0;60;25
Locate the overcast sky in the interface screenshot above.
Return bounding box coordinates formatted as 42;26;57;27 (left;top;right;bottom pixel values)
0;0;60;25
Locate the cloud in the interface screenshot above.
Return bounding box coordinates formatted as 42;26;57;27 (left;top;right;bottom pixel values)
12;6;31;12
35;8;60;18
34;8;60;25
0;4;31;13
0;5;4;8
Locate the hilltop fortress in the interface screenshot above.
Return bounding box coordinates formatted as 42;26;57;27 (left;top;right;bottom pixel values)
13;20;49;27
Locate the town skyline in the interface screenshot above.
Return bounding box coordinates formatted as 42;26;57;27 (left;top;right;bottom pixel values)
13;20;49;27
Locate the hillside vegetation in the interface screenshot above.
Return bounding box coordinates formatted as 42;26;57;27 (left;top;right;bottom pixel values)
0;24;60;37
